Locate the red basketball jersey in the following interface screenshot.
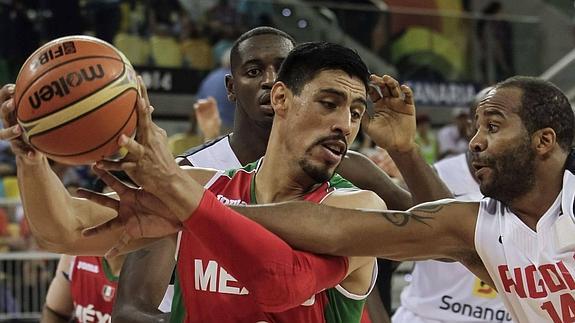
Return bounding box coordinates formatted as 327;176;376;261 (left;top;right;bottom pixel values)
70;256;118;323
172;160;370;322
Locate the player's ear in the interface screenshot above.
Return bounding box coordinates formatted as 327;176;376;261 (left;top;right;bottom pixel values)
271;81;290;117
532;127;556;155
225;74;236;103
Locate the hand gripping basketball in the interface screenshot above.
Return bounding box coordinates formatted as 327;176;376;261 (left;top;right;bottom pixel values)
97;76;183;196
0;84;42;162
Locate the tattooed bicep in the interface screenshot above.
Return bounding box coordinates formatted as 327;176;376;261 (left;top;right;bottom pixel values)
379;200;472;228
378;211;434;227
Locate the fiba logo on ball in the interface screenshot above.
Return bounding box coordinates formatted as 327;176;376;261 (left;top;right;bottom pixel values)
14;35;139;165
29;41;77;70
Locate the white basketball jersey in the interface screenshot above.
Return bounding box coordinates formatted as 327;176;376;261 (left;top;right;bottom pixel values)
394;154;512;323
475;170;575;323
176;134;242;169
159;134;242;313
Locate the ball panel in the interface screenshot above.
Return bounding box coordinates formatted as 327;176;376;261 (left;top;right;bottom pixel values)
29;89;137;161
15;36;123;102
17;57;125;122
46;108;137;165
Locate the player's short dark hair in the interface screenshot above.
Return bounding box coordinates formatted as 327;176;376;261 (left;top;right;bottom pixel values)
276;42;370;95
230;26;296;70
496;76;574;151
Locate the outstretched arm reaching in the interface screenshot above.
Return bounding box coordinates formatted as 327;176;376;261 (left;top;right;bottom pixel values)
0;80;211;256
234;199;479;262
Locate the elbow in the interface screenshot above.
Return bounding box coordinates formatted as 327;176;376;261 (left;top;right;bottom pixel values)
112;302;170;323
34;236;68;254
33;232;81;254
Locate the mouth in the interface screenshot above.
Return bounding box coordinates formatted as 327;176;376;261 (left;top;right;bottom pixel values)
471;162;491;179
320;140;347;159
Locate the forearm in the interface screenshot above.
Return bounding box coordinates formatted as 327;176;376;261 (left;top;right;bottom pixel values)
152;170;205;221
339;151;412;210
187;191;348;312
233;202;348;255
113;304;170;323
17;156;80;247
17;156;121;254
234;200;462;260
113;238;176;322
388;148;452;203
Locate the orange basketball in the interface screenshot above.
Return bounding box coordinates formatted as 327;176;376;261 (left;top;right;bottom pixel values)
14;35;138;165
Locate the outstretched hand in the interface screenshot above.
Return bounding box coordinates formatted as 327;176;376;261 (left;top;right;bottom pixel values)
363;75;417;153
78;166;182;258
0;84;43;162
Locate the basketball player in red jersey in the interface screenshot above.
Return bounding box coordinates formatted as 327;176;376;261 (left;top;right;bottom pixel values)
80;41;400;322
42;254;123;323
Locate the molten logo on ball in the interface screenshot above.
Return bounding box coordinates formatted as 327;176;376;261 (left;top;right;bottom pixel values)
28;64;105;109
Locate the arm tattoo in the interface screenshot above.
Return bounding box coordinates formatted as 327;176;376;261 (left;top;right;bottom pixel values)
380;203;445;227
380;211;433;227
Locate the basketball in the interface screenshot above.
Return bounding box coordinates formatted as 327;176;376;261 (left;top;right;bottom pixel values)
13;35;139;165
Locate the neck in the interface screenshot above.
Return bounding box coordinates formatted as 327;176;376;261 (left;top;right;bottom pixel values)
254;144;322;204
508;154;566;230
229;120;271;165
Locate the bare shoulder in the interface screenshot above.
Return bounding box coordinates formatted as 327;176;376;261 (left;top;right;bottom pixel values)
323;189;387;210
180;165;219;186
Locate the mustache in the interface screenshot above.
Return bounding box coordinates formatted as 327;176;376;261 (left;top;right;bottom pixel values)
469;151;495;166
313;134;348;149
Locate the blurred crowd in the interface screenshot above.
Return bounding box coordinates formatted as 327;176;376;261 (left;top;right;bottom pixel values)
0;0;507;254
0;0;274;81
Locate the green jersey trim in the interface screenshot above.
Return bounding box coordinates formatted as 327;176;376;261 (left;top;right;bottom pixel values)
101;258;119;282
328;173;357;190
170;273;185;323
223;159;260;178
324;288;366;323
